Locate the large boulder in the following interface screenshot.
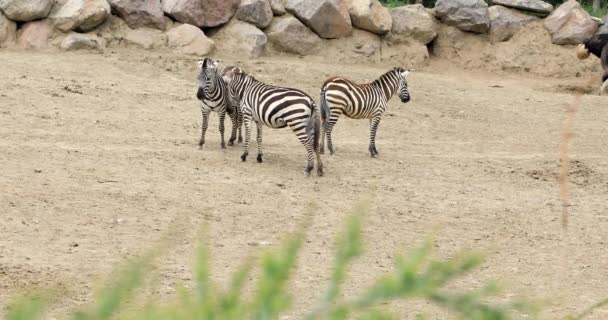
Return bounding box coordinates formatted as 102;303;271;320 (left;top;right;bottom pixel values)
161;0;237;27
269;0;285;16
124;27;165;49
349;0;391;35
0;0;54;21
18;20;52;49
596;16;608;35
266;14;321;55
285;0;352;39
235;0;273;29
49;0;111;32
543;0;597;45
0;11;16;46
166;23;215;55
488;5;539;42
60;32;102;50
490;0;553;16
94;14;130;46
434;0;490;34
108;0;165;30
213;20;267;57
388;4;437;44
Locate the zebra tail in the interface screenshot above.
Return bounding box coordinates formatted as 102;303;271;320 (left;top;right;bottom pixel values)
307;101;321;152
320;87;330;126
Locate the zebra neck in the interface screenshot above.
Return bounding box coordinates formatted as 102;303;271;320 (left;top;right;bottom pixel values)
373;71;399;100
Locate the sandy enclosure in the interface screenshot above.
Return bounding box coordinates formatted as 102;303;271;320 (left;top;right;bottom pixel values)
1;49;608;319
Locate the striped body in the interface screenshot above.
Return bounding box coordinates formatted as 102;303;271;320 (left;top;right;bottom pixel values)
196;59;242;149
222;67;323;176
319;68;411;157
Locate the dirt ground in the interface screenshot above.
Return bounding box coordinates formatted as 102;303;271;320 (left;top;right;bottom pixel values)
2;48;608;319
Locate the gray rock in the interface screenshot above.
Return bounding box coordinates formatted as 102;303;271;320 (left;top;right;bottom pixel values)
488;5;539;42
108;0;165;30
161;0;237;27
595;15;608;35
0;0;54;22
285;0;352;39
236;0;273;29
213;20;267;57
124;27;165;49
49;0;111;32
389;4;437;44
60;32;101;50
18;20;52;49
434;0;490;34
0;11;17;46
269;0;285;16
166;23;215;55
544;0;597;45
490;0;553;16
349;0;392;35
266;14;321;55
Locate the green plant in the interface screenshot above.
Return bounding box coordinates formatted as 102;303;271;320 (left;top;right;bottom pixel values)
5;202;539;320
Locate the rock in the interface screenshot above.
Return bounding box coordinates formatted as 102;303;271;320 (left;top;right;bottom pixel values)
161;0;237;27
544;0;597;45
266;14;321;55
285;0;352;39
166;23;215;55
124;27;165;49
434;0;490;34
0;11;17;46
389;4;437;44
49;0;111;32
18;20;52;49
60;32;101;50
488;5;539;42
490;0;553;16
94;14;130;46
269;0;285;16
596;15;608;35
0;0;54;21
108;0;165;30
235;0;273;29
213;20;267;57
349;0;391;35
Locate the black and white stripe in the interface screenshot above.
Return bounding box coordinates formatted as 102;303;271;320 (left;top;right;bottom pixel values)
319;67;411;157
220;66;323;176
196;58;242;149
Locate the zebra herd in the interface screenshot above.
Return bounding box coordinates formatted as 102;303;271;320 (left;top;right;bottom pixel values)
196;58;412;176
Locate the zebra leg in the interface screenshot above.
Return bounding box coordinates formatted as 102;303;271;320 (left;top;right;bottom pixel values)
319;124;325;154
325;111;341;156
290;123;316;176
219;111;226;149
228;110;237;146
369;116;382;158
238;110;244;143
241;115;252;162
256;122;263;163
199;109;210;149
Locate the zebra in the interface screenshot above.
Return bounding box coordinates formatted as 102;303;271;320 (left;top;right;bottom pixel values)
196;58;242;149
218;65;324;176
319;67;411;158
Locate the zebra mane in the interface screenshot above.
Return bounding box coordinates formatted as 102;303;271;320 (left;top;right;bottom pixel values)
372;68;401;86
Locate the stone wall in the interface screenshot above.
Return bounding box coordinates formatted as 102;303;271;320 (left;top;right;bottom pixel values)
0;0;604;76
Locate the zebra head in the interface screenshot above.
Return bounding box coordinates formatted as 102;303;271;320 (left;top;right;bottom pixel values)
196;58;220;100
222;66;247;105
394;67;411;103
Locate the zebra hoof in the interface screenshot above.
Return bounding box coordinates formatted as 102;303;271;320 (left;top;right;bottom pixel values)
257;154;263;163
228;141;235;146
317;168;324;177
221;143;226;149
241;153;248;162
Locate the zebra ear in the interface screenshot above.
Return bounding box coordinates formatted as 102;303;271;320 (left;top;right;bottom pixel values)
197;59;204;68
402;70;410;78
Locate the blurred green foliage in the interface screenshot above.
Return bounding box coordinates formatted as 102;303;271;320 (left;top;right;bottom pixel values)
3;202;604;320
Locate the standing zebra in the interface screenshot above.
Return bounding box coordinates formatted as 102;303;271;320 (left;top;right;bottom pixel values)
196;58;242;149
218;65;324;176
319;67;411;157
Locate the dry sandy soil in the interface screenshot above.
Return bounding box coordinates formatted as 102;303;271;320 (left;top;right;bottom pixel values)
2;48;608;319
